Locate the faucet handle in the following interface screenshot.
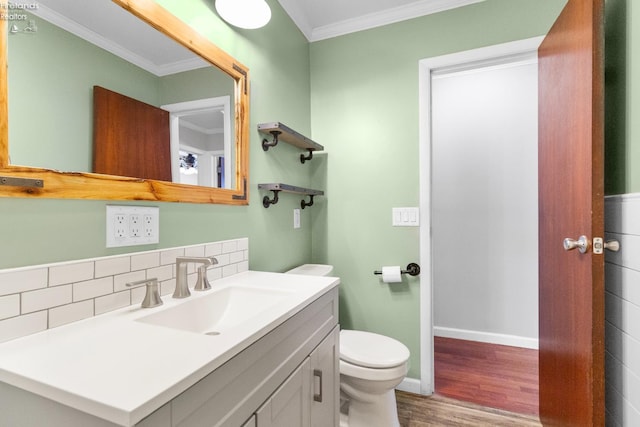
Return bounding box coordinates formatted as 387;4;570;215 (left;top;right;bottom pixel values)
126;278;163;308
194;264;212;291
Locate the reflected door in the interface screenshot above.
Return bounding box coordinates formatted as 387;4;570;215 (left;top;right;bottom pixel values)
93;86;171;181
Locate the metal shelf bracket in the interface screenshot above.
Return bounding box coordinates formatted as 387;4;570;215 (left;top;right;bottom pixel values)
261;130;281;151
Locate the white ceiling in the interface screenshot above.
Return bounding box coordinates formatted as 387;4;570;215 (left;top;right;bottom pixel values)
276;0;485;42
23;0;486;76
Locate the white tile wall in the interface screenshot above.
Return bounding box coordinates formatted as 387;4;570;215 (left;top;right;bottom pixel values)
605;195;640;426
0;238;249;343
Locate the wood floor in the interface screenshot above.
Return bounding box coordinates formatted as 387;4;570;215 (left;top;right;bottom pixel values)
434;337;539;415
396;391;541;426
396;337;540;426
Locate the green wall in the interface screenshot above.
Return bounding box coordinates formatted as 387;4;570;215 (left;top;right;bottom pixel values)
309;0;566;379
0;0;314;272
605;0;640;194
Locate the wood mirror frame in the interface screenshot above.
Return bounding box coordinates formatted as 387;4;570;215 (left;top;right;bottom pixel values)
0;0;249;204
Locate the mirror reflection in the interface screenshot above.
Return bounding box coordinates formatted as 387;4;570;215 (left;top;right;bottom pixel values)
8;0;234;189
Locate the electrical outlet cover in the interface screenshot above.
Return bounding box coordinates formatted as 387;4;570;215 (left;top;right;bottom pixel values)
106;206;159;247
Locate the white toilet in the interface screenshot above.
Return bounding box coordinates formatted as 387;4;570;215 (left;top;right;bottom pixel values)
285;264;410;427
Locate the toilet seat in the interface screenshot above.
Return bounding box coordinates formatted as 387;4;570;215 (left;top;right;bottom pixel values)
340;330;410;369
340;359;409;382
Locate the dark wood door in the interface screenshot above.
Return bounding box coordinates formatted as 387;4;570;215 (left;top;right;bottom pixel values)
538;0;605;425
93;86;171;181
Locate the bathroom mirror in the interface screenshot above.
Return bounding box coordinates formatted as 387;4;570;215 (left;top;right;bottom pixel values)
0;0;249;204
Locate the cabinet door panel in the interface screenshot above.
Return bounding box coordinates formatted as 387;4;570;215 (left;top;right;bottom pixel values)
241;415;256;427
311;326;339;427
257;359;311;427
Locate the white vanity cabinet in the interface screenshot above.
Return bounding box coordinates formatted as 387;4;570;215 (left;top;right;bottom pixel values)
136;287;339;427
0;285;339;427
256;326;339;427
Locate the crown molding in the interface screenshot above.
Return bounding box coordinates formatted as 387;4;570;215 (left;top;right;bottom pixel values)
290;0;486;42
32;4;207;76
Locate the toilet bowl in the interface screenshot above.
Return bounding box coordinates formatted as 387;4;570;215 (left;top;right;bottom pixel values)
285;264;410;427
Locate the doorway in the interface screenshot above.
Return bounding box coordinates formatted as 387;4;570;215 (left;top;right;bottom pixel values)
162;96;232;188
418;37;544;400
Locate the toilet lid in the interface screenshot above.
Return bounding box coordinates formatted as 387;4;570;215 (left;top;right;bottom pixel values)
340;330;410;369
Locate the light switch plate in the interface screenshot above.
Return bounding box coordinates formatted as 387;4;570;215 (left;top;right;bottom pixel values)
107;205;159;247
392;207;419;227
293;209;301;229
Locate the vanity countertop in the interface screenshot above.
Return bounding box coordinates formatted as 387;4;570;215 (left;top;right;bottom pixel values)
0;271;339;426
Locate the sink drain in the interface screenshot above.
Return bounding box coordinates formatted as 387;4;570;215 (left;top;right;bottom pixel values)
205;331;221;336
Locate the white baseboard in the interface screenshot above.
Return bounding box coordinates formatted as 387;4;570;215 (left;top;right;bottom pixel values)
434;326;538;350
396;377;422;394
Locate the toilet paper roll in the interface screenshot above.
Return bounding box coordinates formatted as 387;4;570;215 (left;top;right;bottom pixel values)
381;266;402;283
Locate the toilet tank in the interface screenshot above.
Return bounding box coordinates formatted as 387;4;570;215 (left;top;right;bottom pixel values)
285;264;334;276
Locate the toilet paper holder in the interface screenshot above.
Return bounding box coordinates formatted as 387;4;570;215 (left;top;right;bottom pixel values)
374;263;421;277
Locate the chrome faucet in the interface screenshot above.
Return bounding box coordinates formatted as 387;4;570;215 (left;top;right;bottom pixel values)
174;256;218;298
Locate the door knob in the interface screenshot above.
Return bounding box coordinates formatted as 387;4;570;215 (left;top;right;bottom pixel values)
563;235;589;253
592;237;620;254
605;240;620;252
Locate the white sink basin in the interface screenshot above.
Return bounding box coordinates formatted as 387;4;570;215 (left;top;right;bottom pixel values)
136;285;294;335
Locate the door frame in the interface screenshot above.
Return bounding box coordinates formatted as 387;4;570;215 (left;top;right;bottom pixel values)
161;96;232;188
417;36;544;394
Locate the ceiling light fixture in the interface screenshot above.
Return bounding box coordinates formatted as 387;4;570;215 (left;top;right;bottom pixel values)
215;0;271;29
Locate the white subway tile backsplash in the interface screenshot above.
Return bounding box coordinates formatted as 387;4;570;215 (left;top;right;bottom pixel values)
230;251;244;264
22;285;72;313
222;264;238;277
49;300;94;328
160;278;177;297
184;245;205;257
205;243;222;256
0;311;47;343
605;195;640;425
0;238;249;343
238;261;249;273
73;277;114;302
606;264;640;309
95;291;131;315
222;240;238;253
146;265;173;282
605;194;640;236
0;294;20;320
237;238;248;251
49;262;94;287
605;321;640;377
131;252;160;271
0;268;47;296
215;253;230;266
114;270;146;292
95;257;130;278
160;248;184;266
207;268;223;282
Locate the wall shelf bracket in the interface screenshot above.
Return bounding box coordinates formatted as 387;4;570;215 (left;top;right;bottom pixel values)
262;190;280;208
300;149;314;164
261;130;281;151
301;194;315;209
